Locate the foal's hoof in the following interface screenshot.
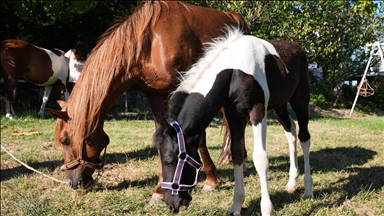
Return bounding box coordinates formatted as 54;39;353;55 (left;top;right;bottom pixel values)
148;193;164;205
304;191;314;199
201;184;216;193
285;183;296;193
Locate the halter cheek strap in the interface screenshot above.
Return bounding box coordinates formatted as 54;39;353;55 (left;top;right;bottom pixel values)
60;134;108;172
161;121;202;195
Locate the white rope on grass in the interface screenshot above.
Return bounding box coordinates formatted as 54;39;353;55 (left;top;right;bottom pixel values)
1;144;67;184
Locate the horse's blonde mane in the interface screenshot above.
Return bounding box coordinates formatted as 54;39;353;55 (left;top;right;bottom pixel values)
67;1;164;147
175;26;245;94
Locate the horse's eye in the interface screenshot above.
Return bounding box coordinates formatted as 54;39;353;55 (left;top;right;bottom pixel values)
60;137;70;146
164;159;176;167
84;139;93;146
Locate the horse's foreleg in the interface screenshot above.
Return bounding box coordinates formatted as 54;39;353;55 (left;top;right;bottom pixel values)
39;86;52;118
147;92;169;205
228;163;245;216
301;139;313;198
148;148;164;205
60;82;69;101
251;105;272;216
198;131;219;192
283;117;299;193
60;81;69;101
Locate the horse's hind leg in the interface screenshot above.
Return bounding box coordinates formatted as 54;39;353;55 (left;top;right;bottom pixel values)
4;98;14;119
38;86;52;118
224;109;247;215
198;130;219;192
249;104;273;216
2;78;18;119
289;101;313;198
273;104;299;193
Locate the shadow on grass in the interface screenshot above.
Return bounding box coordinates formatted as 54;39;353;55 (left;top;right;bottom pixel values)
237;146;382;215
0;146;158;182
105;145;158;164
0;160;62;181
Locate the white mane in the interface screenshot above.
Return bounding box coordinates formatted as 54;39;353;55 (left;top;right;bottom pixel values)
174;26;245;94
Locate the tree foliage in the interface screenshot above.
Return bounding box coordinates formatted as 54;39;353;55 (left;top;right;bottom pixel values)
1;0;383;110
1;1;137;50
189;1;381;87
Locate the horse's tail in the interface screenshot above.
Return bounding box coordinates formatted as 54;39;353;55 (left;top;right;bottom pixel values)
217;109;231;166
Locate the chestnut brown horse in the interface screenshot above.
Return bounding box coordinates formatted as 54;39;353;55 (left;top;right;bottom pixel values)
45;1;249;204
1;39;69;119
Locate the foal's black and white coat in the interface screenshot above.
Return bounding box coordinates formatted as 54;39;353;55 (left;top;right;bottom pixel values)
154;27;313;216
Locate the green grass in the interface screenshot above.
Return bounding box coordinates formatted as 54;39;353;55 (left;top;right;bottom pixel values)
1;113;383;215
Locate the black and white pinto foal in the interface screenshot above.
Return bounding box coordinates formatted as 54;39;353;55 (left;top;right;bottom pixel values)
154;27;313;216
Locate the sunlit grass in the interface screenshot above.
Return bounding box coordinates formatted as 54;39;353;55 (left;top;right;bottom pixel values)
1;113;383;215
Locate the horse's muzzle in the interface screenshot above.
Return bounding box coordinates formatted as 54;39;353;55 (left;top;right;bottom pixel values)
67;176;93;189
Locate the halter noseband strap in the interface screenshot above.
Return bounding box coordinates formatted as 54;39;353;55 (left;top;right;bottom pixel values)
161;121;202;195
60;134;108;171
60;147;107;171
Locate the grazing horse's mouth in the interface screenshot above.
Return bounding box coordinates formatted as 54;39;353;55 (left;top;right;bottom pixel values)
68;176;94;189
167;200;189;214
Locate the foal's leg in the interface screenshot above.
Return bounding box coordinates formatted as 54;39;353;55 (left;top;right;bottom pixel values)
250;105;272;216
224;110;247;215
290;102;313;198
273;105;299;193
38;86;52;118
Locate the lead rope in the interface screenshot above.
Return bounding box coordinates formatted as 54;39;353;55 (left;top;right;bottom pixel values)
1;144;67;184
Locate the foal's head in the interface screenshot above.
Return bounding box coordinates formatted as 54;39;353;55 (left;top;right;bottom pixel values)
154;116;202;213
46;101;109;189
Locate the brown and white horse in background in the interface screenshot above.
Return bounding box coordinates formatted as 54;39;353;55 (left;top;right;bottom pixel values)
1;39;69;119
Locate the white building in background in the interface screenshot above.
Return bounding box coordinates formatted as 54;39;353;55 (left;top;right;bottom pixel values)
308;62;323;80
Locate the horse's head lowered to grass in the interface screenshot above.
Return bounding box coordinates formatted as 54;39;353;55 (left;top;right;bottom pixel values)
153;117;202;213
46;100;110;189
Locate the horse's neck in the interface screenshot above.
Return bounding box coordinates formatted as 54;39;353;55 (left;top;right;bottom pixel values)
177;90;227;136
70;71;140;135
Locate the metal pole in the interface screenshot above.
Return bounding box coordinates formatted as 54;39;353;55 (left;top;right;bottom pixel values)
349;55;373;116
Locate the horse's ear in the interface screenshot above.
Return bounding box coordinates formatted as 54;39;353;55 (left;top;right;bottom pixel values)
56;100;67;109
45;108;70;122
154;113;168;128
153;113;176;137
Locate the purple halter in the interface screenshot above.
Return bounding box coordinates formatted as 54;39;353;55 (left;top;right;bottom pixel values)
161;121;202;195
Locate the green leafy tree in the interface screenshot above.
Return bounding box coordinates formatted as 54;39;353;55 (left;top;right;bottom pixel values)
1;1;137;49
188;0;382;107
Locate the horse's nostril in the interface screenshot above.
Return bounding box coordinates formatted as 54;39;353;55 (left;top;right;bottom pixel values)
168;204;174;212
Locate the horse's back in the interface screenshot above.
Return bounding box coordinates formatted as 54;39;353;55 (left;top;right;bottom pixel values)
142;1;250;92
1;39;63;85
265;40;309;109
1;39;31;72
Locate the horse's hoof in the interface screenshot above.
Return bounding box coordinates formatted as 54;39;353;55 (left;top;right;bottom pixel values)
5;113;13;120
148;193;163;205
227;211;241;216
201;184;216;193
285;183;296;193
304;191;314;199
